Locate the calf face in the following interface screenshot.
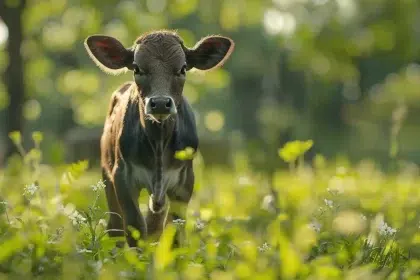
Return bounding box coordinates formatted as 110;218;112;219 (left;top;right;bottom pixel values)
84;30;234;247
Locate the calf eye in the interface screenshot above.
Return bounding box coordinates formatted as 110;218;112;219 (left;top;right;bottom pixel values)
133;64;146;76
177;64;187;76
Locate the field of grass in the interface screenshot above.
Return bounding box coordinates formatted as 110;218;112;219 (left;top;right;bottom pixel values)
0;134;419;279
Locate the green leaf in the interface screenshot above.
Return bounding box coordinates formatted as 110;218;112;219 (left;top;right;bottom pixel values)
32;131;44;145
8;131;22;147
278;140;314;163
174;147;196;161
154;224;177;271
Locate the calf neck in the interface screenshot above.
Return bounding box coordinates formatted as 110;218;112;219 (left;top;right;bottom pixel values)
84;30;234;247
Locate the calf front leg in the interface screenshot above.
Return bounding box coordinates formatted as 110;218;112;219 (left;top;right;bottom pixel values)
167;166;194;248
113;167;147;247
103;169;125;248
146;194;170;242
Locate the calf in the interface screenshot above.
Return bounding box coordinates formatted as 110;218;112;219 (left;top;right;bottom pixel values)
84;30;234;247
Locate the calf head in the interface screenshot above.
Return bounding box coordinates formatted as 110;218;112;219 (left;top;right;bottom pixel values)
84;31;234;123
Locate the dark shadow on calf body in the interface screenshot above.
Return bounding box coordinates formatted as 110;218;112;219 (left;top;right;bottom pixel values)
84;30;234;247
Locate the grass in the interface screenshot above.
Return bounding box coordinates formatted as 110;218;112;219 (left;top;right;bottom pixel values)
0;133;419;279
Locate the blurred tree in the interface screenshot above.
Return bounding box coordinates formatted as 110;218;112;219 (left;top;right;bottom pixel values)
0;0;26;165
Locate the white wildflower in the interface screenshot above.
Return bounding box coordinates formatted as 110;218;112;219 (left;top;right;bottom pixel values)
360;214;367;221
77;248;92;254
308;219;322;233
91;180;106;192
98;219;107;228
173;218;186;226
324;199;334;208
195;219;205;230
224;216;233;222
68;210;87;226
378;220;397;236
261;194;276;212
24;183;39;197
258;242;271;252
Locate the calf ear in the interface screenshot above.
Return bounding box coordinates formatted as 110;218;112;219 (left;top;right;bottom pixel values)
186;36;234;71
84;35;134;75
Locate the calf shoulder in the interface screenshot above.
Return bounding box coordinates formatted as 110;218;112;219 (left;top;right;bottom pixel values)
101;82;139;178
172;96;199;153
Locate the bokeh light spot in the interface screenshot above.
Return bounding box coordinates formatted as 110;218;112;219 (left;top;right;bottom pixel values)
205;110;225;132
0;20;9;45
23;99;42;121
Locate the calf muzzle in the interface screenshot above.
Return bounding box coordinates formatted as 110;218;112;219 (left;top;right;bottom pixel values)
145;96;177;122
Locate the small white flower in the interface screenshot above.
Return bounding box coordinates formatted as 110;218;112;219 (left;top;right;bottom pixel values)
324;199;334;208
360;214;367;221
173;218;186;226
24;183;39;197
224;216;233;222
68;210;87;226
195;219;205;230
308;219;322;233
258;242;271;252
98;219;107;227
91;180;106;192
261;194;275;212
77;248;92;254
377;220;397;236
150;242;159;247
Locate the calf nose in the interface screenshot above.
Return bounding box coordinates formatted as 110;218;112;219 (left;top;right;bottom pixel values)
146;96;176;116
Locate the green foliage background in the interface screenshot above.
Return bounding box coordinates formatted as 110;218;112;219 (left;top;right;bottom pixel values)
0;0;420;279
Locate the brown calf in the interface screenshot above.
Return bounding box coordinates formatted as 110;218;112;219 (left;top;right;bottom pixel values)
84;30;234;247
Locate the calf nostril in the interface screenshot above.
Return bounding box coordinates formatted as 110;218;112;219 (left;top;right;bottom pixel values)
165;99;172;108
150;100;156;109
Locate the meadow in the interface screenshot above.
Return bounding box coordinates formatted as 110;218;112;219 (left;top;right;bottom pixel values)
0;133;419;280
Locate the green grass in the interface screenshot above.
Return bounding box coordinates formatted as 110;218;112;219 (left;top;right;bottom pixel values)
0;134;419;279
